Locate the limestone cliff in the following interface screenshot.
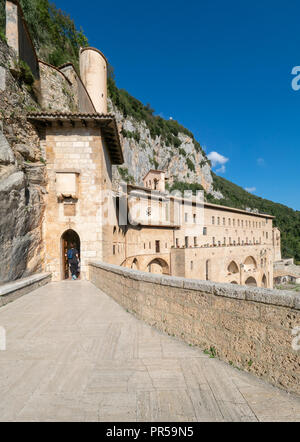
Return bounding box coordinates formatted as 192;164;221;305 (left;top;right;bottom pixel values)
109;98;223;199
0;38;45;283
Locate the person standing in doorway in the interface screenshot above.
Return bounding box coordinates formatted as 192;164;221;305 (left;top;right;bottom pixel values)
67;243;79;280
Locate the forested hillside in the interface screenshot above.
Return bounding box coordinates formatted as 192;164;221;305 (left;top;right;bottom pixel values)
0;0;299;261
208;175;300;262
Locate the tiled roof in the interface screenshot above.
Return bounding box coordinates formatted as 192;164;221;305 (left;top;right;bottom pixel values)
28;112;124;165
27;112;115;119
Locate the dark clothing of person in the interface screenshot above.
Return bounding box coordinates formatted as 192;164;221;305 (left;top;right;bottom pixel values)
68;248;79;277
70;261;78;277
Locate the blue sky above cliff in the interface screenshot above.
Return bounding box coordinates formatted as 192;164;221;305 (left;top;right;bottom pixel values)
58;0;300;210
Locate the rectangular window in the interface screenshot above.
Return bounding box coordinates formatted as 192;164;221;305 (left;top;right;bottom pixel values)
185;237;189;247
217;217;220;225
165;204;169;222
156;241;160;253
223;218;226;226
193;214;197;224
176;238;179;248
203;227;207;236
113;245;116;255
194;237;198;247
185;213;188;223
212;216;215;225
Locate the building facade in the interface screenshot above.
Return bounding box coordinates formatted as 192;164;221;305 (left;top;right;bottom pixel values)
4;1;280;288
29;46;279;289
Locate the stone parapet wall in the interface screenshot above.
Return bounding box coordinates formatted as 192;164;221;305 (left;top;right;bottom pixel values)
89;261;300;395
39;62;77;113
0;273;51;307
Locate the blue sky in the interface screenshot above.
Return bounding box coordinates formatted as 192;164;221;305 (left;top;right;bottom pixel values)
58;0;300;210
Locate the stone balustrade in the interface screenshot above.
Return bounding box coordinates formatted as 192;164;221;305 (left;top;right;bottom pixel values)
89;261;300;395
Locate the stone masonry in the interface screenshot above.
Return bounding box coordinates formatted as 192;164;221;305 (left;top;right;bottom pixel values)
90;261;300;395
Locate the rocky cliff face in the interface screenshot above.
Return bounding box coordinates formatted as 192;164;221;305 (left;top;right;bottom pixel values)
0;39;45;283
109;99;223;199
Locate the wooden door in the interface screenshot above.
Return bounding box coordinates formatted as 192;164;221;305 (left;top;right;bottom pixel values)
63;239;70;280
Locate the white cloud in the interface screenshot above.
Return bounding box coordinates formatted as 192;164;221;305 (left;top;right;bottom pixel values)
216;165;226;174
207;151;229;173
245;187;256;193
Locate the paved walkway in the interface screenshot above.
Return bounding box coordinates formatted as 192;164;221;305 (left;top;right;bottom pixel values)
0;281;299;422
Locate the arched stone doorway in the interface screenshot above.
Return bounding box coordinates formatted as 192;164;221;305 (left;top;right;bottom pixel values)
147;258;169;275
245;276;257;287
61;230;81;280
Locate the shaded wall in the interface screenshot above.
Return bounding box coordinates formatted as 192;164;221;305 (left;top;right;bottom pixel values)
6;0;39;78
59;63;96;113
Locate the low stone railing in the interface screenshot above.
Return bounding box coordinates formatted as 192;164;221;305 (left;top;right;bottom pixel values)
0;273;52;307
89;261;300;395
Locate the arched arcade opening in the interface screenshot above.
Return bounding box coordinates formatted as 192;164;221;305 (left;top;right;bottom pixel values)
147;258;170;275
262;274;267;288
245;276;257;287
131;258;139;270
228;261;239;275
